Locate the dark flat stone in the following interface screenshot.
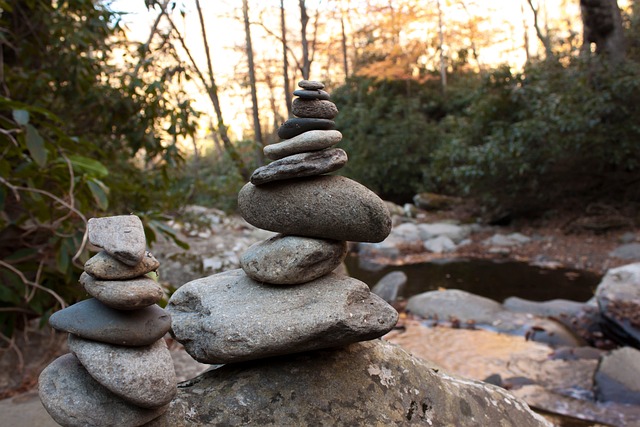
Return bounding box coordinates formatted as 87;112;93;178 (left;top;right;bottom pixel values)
250;148;348;185
277;118;335;139
298;80;324;90
292;98;339;119
292;89;330;100
49;298;171;346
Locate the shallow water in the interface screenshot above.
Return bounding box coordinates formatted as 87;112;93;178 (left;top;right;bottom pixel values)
345;255;601;302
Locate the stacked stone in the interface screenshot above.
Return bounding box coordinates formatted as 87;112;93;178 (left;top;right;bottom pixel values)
39;215;176;427
167;81;398;364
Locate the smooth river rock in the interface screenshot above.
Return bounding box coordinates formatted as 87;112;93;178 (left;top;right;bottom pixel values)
80;272;164;310
84;250;159;280
298;79;324;90
238;175;392;243
145;340;550;427
250;148;347;185
595;263;640;346
240;234;347;284
292;98;339;119
49;299;171;346
277;117;335;139
264;129;342;160
39;353;168;427
68;335;177;408
167;269;398;364
594;346;640;405
292;89;331;100
87;215;146;266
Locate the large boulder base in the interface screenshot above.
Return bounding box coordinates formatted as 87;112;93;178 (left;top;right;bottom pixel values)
238;175;392;243
167;269;398;364
146;340;550;427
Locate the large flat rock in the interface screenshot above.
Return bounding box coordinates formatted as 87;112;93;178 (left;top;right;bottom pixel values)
167;269;398;364
238;175;391;243
146;340;549;427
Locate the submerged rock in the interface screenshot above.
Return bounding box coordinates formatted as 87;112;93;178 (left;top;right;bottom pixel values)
146;340;549;427
167;270;398;364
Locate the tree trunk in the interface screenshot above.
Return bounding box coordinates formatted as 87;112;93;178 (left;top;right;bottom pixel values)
242;0;264;167
280;0;292;117
526;0;554;60
340;13;349;78
299;0;311;80
437;0;447;92
580;0;626;62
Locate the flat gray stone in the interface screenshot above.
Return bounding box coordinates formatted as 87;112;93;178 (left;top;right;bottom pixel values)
417;222;471;243
298;80;324;90
595;263;640;346
238;175;392;243
68;335;176;408
264;130;342;160
88;215;146;266
145;340;550;427
84;251;159;280
423;235;456;253
595;346;640;404
167;269;398;364
38;353;167;427
80;272;163;310
609;243;640;260
371;271;407;304
292;89;330;100
49;299;171;346
292;98;339;119
503;297;587;318
250;148;347;185
277;118;335;139
240;234;347;284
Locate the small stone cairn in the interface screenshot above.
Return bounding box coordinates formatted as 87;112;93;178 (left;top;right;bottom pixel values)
39;215;176;427
167;80;398;364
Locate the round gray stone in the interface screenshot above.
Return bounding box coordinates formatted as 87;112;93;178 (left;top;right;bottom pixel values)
49;299;171;346
250;148;348;185
144;340;550;427
264;130;342;160
167;269;398;364
68;335;177;408
238;175;392;243
80;272;163;310
298;80;324;90
277;118;335;139
240;234;347;284
292;98;339;119
84;251;159;280
87;215;146;266
38;353;168;427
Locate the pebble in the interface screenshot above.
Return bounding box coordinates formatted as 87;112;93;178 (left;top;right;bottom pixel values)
292;98;339;119
48;298;171;346
84;251;159;280
38;353;168;427
298;80;324;90
264;130;342;160
292;89;330;100
68;335;177;408
250;148;348;185
277;118;335;139
240;234;347;284
88;215;146;266
80;272;164;310
167;269;398;364
238;175;392;243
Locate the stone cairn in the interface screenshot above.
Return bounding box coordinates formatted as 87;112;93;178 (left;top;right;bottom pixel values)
39;215;177;427
167;80;398;364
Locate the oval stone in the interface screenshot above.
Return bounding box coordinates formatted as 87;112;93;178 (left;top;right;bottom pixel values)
298;80;324;90
250;148;348;186
49;299;171;346
85;251;159;280
238;175;392;243
293;89;330;100
68;335;177;408
167;270;398;364
277;118;335;139
80;272;164;310
39;353;168;427
264;130;342;160
292;98;339;119
240;234;347;284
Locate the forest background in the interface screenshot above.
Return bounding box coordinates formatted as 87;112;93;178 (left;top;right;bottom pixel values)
1;0;639;340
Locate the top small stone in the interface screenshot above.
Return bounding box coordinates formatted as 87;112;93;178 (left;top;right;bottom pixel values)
298;80;324;90
88;215;146;266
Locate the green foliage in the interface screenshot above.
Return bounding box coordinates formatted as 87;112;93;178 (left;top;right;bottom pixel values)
0;0;198;337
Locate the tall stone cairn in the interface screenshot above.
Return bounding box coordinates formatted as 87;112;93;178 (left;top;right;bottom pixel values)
167;80;398;364
39;215;176;427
